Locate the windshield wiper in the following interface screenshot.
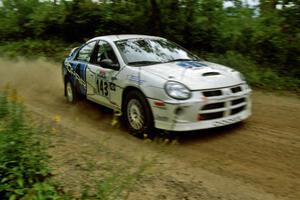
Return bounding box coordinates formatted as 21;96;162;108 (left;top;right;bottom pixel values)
127;61;162;66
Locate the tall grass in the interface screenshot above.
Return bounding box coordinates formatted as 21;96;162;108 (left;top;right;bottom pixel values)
0;89;69;200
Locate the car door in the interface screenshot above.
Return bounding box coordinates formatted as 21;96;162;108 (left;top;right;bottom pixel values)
86;40;121;110
68;41;97;97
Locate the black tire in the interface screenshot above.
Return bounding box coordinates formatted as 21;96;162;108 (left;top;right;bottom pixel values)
65;79;77;103
123;90;155;138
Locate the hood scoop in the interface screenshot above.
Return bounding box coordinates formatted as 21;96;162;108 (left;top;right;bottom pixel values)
202;72;221;77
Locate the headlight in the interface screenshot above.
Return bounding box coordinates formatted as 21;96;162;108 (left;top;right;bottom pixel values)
165;81;191;100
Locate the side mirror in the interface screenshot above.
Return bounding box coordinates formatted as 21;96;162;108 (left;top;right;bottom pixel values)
100;59;120;70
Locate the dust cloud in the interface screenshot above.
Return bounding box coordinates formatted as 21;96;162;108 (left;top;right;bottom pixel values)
0;57;115;126
0;58;62;100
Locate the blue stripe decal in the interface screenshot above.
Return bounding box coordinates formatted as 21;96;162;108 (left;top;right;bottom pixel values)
177;61;208;69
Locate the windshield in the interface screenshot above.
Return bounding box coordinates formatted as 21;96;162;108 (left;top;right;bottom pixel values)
115;38;200;66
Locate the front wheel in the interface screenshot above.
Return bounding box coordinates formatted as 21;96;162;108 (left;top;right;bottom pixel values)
123;91;155;138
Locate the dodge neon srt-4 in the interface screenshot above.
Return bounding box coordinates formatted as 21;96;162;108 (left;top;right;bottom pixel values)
62;35;252;136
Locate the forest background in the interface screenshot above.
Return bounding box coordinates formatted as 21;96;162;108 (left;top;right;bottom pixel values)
0;0;299;90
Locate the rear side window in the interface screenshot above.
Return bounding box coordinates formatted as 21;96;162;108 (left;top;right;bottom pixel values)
76;41;97;62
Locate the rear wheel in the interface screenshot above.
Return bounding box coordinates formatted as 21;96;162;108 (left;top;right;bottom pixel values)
124;90;155;138
65;79;77;103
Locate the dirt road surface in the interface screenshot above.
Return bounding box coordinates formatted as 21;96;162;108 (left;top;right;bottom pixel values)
0;59;299;200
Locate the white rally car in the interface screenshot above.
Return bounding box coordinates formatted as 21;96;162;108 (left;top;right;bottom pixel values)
63;35;251;136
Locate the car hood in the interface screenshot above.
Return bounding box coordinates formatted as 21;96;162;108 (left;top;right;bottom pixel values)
142;61;243;90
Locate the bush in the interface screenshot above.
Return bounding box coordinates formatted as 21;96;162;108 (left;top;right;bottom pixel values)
203;51;300;91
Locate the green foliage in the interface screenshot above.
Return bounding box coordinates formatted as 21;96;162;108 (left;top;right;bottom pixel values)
0;91;69;200
204;51;300;91
0;90;151;199
0;39;75;61
0;93;9;118
0;0;299;89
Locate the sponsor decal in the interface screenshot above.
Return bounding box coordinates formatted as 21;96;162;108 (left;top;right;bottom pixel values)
96;79;116;96
177;61;208;69
65;62;87;89
109;82;116;91
99;70;106;78
128;75;145;84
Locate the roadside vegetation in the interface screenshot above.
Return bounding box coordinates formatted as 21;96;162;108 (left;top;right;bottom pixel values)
204;51;300;91
0;88;149;199
0;0;299;91
0;88;68;199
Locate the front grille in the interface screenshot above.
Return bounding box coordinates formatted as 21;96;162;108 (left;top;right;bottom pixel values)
231;98;245;106
230;106;245;115
202;102;224;110
231;86;242;93
198;85;248;121
203;90;222;97
199;112;224;120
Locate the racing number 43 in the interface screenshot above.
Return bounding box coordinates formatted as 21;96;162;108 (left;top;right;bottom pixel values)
97;79;109;96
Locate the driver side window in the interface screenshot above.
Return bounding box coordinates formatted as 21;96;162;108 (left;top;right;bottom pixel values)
95;40;119;65
76;41;97;62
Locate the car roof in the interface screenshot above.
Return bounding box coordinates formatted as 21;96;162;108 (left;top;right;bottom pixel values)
87;34;164;43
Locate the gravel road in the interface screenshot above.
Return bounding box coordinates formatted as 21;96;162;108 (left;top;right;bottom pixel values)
0;59;299;200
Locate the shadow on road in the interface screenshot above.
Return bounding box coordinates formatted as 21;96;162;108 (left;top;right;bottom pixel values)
172;122;246;145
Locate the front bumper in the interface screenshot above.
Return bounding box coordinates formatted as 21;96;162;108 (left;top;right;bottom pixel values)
149;84;252;131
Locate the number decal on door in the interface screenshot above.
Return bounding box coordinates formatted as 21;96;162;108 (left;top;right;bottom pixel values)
97;79;109;96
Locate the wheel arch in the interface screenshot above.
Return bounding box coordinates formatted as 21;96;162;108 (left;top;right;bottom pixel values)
121;86;156;137
121;86;153;114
